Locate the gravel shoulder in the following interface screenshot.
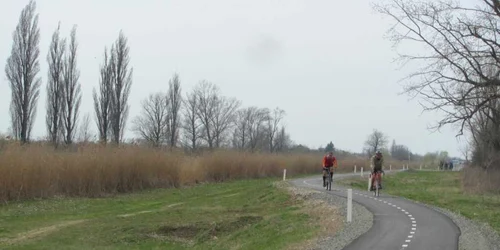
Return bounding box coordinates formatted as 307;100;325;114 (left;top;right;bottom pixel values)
281;179;373;250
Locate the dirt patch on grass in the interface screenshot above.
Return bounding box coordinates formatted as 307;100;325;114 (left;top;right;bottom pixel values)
156;215;263;244
0;220;87;246
158;224;200;239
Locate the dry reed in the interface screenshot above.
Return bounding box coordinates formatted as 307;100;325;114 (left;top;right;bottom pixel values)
462;166;500;194
0;142;410;203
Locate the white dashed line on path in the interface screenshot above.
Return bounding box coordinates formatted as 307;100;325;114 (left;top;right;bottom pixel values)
301;178;417;249
349;190;417;249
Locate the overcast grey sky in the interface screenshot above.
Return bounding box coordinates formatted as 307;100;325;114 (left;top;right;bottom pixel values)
0;0;468;157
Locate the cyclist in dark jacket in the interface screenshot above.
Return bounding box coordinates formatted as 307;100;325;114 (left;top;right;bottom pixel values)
370;150;384;189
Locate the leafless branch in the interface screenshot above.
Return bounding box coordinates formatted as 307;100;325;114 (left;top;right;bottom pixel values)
373;0;500;135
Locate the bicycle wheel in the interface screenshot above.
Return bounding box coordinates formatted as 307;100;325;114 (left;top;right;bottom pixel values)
324;172;328;190
328;174;332;191
324;177;327;190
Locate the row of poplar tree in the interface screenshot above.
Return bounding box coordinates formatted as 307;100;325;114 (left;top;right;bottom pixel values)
5;1;292;153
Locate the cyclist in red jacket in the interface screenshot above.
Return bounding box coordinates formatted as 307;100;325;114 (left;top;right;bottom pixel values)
322;151;338;187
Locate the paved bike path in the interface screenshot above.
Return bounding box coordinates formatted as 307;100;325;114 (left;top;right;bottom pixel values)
291;171;460;250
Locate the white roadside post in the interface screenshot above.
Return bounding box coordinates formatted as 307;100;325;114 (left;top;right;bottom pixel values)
390;165;392;171
354;165;357;173
368;174;371;191
361;167;364;177
283;169;287;181
420;165;422;170
347;189;353;222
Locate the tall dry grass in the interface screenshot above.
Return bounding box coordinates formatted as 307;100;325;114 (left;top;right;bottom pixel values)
0;142;410;203
462;166;500;194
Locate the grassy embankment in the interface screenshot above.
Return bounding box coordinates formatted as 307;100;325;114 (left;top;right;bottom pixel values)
338;170;500;233
0;178;342;250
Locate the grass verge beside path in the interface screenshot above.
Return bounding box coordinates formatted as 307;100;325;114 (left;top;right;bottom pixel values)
0;178;330;250
338;170;500;234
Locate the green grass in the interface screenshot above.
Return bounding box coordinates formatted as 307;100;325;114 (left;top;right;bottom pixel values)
338;170;500;233
0;178;319;250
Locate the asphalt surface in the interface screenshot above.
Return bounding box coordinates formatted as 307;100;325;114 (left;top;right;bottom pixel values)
291;171;461;250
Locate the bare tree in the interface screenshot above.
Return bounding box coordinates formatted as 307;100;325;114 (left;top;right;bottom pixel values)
266;107;285;153
465;84;500;168
212;96;240;148
364;129;388;156
233;107;269;151
181;91;203;151
232;109;250;150
194;81;218;149
190;81;240;149
274;126;292;152
132;93;168;147
166;73;182;147
5;0;41;143
78;112;93;143
62;25;82;145
93;48;113;144
46;23;66;146
373;0;500;135
390;139;412;161
247;107;269;151
109;31;133;144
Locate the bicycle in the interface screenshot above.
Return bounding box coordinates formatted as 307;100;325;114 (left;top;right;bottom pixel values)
370;170;383;197
324;167;333;191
